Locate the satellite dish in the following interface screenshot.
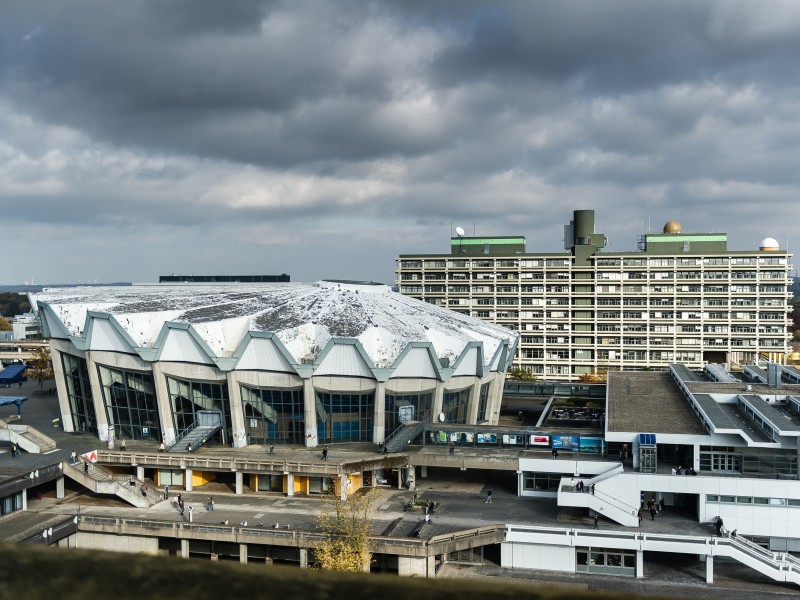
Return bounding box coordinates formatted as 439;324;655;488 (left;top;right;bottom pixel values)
455;226;465;237
438;412;445;423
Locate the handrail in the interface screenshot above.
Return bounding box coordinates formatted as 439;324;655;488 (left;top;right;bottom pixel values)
166;422;198;451
560;479;638;517
384;418;428;449
592;487;639;514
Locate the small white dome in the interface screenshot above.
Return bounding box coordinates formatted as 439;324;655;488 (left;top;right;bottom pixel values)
759;237;779;251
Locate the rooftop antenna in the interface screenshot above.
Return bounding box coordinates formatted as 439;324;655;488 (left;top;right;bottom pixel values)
455;226;465;253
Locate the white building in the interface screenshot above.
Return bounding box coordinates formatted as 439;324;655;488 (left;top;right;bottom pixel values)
396;209;793;380
30;281;518;448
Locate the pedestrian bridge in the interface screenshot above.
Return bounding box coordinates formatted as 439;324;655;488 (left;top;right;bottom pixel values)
504;524;800;586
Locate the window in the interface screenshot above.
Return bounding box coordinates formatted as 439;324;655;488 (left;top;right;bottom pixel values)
167;377;231;444
385;393;433;434
442;389;470;424
99;365;161;442
316;392;375;443
241;386;304;445
62;354;98;434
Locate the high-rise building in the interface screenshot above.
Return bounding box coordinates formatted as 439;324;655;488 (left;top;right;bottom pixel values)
396;209;793;380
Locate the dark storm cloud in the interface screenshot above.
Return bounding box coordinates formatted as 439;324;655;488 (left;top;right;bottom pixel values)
0;0;799;284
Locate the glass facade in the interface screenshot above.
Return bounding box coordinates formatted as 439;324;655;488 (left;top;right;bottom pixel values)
167;377;231;443
1;491;23;517
61;354;97;433
98;365;160;441
576;547;636;576
477;383;490;423
241;385;304;445
385;392;433;435
442;388;470;424
699;446;797;475
316;392;375;443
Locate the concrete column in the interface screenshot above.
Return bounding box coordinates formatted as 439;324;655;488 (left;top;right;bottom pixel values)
84;352;110;442
466;377;482;424
22;490;27;511
56;477;65;499
339;475;347;500
226;372;247;448
420;465;427;478
397;470;403;489
49;345;75;433
286;474;295;497
796;438;800;480
694;443;702;472
299;548;308;569
185;469;193;491
516;471;523;496
136;466;145;481
431;381;444;422
235;472;244;495
303;379;318;448
373;381;386;443
180;539;189;558
150;363;176;446
705;555;713;583
239;544;248;564
636;550;643;578
486;371;506;425
407;466;416;491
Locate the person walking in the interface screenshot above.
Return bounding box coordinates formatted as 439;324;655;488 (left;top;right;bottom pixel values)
593;514;599;529
591;484;595;495
268;444;275;456
84;460;89;474
158;442;166;453
322;446;329;461
715;516;723;536
120;439;127;451
649;505;656;521
10;443;17;458
485;489;493;504
449;442;455;456
552;447;558;459
637;509;643;526
164;485;169;500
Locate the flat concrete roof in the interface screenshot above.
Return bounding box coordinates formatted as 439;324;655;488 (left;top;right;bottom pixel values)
607;372;706;435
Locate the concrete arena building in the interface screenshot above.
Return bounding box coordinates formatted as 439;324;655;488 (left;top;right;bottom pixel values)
30;281;518;448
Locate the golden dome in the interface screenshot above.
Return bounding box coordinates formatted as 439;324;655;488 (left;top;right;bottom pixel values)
663;220;682;234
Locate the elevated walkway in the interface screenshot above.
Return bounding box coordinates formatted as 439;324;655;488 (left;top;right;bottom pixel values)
62;460;162;508
505;525;800;586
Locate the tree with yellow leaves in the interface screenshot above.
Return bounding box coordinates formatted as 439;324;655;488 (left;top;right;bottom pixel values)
26;346;54;390
314;488;375;573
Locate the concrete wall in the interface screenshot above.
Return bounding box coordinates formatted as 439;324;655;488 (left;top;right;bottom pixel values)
76;532;160;554
501;542;575;572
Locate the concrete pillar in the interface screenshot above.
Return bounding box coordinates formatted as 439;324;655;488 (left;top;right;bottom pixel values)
431;381;444;423
796;437;800;480
239;544;248;564
226;372;248;448
420;466;427;478
407;466;416;491
373;381;386;443
486;371;506;425
397;470;403;489
339;475;347;501
84;352;110;442
56;477;65;499
694;443;702;472
303;379;318;448
516;471;523;497
235;472;244;495
299;548;308;569
49;344;75;433
286;474;295;497
180;539;189;558
466;377;482;424
22;490;27;511
136;466;145;481
636;550;643;578
185;469;193;492
705;555;713;583
150;363;176;445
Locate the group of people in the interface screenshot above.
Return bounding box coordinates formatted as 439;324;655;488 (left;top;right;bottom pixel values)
672;465;698;476
572;480;595;494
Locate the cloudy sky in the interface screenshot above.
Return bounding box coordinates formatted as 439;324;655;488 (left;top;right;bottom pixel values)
2;1;799;285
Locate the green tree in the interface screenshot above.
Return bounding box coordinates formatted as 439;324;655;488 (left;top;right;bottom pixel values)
26;346;55;390
314;488;375;573
0;316;11;332
508;366;537;381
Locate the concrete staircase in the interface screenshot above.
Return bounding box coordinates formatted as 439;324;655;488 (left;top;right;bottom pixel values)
384;421;426;453
557;477;640;527
168;410;223;454
0;419;57;453
62;460;162;508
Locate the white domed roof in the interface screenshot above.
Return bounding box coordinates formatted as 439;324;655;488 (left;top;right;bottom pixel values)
30;282;517;369
759;237;780;250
